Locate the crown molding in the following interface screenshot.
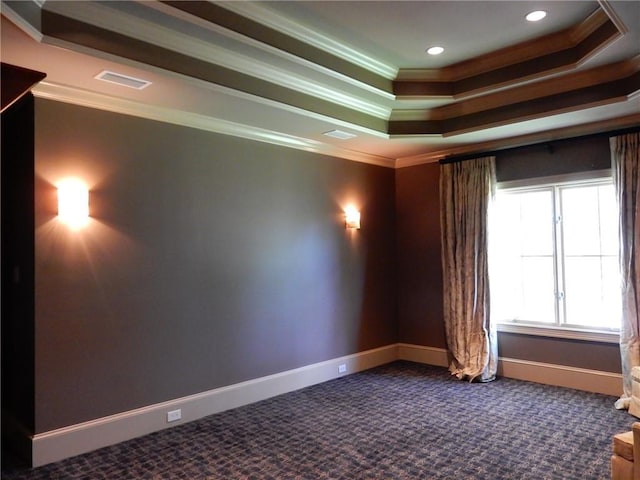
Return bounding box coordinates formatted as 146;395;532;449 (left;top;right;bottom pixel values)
34;81;636;171
396;113;640;168
140;1;395;102
31;81;395;168
396;6;615;83
428;56;640;122
215;1;398;81
389;54;637;123
39;1;390;120
389;62;640;137
0;0;44;42
394;4;622;98
6;0;637;169
568;7;613;44
598;0;628;36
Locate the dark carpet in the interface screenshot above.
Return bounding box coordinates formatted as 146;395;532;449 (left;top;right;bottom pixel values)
1;361;633;479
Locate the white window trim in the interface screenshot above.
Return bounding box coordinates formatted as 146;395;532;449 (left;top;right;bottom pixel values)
493;168;620;342
497;322;620;343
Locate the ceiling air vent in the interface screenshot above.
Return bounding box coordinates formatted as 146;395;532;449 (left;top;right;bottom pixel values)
94;70;152;90
323;129;357;140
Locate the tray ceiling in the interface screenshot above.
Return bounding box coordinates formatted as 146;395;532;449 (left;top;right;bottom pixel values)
1;0;639;166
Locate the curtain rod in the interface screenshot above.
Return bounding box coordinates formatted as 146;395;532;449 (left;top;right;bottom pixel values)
439;125;640;165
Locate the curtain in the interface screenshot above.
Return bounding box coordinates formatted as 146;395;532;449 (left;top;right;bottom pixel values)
611;133;640;414
440;156;497;382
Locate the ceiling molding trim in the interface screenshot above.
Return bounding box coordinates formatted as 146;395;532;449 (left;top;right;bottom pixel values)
394;6;621;96
395;113;640;168
597;0;628;35
39;2;390;120
161;1;393;93
142;1;395;101
389;63;640;136
31;81;395;168
389;110;438;122
213;1;398;81
0;1;44;42
569;7;612;43
39;10;387;133
427;56;640;121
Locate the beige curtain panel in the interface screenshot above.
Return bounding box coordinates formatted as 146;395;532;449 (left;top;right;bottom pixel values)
440;156;497;382
611;132;640;415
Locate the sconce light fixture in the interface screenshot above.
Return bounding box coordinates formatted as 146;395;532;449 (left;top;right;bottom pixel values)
345;205;361;229
58;178;89;229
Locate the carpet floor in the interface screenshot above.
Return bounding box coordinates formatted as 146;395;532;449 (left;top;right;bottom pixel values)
1;361;633;479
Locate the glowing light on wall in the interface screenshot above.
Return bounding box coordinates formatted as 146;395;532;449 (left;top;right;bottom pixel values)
525;10;547;22
345;205;361;229
57;178;89;229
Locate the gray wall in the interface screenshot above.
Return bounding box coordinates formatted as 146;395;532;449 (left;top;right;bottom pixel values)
33;99;396;433
27;97;628;436
396;135;622;374
396;162;446;348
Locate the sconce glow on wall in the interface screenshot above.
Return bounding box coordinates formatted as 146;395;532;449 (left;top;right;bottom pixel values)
57;178;89;229
345;205;361;229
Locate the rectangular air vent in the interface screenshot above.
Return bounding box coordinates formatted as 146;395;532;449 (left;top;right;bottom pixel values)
323;129;357;140
94;70;152;90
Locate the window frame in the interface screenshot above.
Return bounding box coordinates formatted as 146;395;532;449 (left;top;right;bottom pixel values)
492;169;620;344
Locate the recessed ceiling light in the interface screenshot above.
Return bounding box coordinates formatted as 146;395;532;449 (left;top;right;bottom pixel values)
323;129;357;140
426;46;444;55
525;10;547;22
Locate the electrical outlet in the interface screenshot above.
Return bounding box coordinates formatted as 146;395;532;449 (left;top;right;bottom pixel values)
338;363;347;374
167;409;182;423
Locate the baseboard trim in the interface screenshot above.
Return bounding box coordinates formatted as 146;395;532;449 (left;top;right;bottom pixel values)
497;356;622;396
30;342;622;466
397;343;449;367
31;344;397;467
397;343;622;397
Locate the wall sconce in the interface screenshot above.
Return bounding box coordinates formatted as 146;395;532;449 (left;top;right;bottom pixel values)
57;178;89;229
345;205;361;229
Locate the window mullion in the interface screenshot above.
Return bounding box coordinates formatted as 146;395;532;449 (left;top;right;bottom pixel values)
552;186;565;328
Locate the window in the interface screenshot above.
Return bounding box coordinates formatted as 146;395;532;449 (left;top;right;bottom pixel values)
490;171;620;340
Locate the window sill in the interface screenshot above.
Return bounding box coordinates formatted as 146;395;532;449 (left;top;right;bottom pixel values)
497;323;620;344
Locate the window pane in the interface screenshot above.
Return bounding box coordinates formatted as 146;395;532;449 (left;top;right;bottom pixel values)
492;190;554;254
518;191;554;255
519;257;556;322
598;185;619;256
564;256;621;329
561;184;619;257
490;189;555;324
490;254;555;323
561;182;620;330
561;186;601;255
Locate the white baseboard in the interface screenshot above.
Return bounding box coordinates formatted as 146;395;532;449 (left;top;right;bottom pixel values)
31;342;622;467
397;343;622;397
497;356;622;397
32;344;397;467
397;343;449;367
